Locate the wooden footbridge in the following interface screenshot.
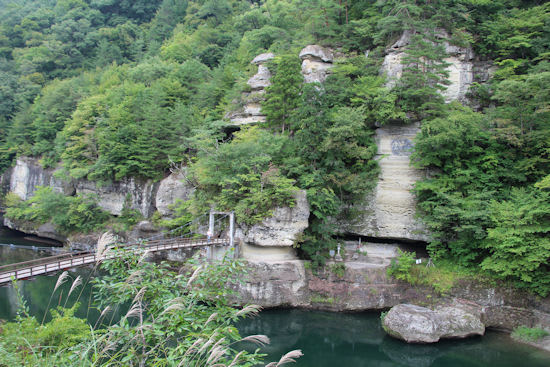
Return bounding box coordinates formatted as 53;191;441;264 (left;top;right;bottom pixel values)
0;211;236;286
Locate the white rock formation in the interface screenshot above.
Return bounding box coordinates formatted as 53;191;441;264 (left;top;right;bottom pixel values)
341;123;428;241
5;157;159;219
236;190;309;259
155;171;194;217
8;157;68;200
381;30;475;102
226;52;274;125
247;52;274;90
75;179;157;218
227;46;336;125
299;45;334;84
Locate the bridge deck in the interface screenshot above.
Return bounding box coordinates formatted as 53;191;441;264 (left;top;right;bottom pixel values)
0;237;228;286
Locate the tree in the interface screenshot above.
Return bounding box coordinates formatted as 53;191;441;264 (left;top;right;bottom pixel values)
262;54;303;133
395;32;450;120
481;187;550;296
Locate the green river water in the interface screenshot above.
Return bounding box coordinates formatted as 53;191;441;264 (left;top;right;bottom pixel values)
1;226;550;366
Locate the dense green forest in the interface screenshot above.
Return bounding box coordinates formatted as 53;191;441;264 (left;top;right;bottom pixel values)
0;0;549;295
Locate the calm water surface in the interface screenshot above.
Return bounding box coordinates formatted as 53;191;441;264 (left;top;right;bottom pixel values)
237;309;550;367
0;225;60;265
0;226;101;322
1;226;550;366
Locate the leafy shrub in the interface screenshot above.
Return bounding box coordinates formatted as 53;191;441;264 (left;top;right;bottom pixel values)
0;303;90;366
481;188;550;296
5;187;109;234
387;250;416;283
330;263;346;278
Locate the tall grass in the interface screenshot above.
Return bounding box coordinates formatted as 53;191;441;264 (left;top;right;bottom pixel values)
1;248;303;366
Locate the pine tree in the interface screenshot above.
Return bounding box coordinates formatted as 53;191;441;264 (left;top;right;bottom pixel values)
262;55;303;133
396;32;450;120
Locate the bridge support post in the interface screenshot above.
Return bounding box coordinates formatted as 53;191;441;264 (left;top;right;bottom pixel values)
207;211;215;261
229;211;237;258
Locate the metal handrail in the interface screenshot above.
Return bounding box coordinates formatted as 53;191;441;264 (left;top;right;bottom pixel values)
0;236;230;284
0;251;91;272
0;237;207;272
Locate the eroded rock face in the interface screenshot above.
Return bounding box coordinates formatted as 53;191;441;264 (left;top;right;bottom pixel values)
339;123;428;242
3;217;67;242
232;260;309;308
226;53;274;125
75;179;158;218
0;167;12;196
383;303;485;343
8;157;71;200
5;156;160;219
247;52;274;90
236;190;309;249
381;30;477;103
155;171;193;217
299;45;334;84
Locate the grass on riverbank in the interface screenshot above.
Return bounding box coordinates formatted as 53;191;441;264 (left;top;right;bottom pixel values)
512;326;550;342
388;251;493;296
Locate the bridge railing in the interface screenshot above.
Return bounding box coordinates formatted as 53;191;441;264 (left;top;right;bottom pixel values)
0;251;91;274
0;236;230;284
0;251;97;285
110;236;227;252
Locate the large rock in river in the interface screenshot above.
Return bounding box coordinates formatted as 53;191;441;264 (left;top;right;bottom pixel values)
383;303;485;343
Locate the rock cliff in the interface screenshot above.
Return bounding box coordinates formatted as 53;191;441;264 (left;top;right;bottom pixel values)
339;123;428;241
225;52;274;125
5;157;160;218
230;255;550;333
226;45;335;125
2;159;192;242
381;30;493;103
236;189;310;261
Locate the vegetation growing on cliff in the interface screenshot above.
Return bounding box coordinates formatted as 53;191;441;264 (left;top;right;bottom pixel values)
4;187;109;234
0;0;548;291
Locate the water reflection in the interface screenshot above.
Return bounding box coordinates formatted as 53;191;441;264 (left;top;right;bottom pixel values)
237;309;550;367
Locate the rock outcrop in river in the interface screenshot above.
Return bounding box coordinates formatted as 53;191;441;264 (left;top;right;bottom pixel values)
382;303;485;343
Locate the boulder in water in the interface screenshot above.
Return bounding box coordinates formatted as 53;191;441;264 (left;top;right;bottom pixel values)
383;303;485;343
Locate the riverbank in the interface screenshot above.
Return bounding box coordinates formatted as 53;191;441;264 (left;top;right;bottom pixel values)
1;265;550;366
216;255;550;355
237;309;550;367
2;224;550;355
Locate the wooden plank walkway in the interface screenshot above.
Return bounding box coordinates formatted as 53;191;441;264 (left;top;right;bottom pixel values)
0;237;228;286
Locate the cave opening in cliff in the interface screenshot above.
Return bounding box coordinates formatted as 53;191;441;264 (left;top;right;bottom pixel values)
221;125;241;142
338;233;430;257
